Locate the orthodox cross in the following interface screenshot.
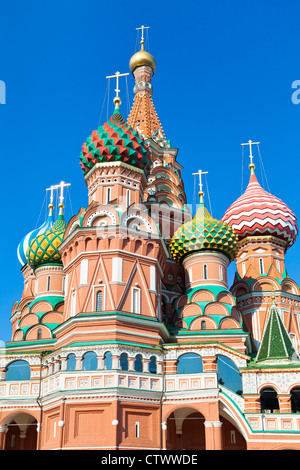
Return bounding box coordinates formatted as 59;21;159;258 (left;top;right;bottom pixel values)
241;140;260;165
106;71;129;99
136;25;150;42
192;169;208;194
46;184;56;205
54;181;71;204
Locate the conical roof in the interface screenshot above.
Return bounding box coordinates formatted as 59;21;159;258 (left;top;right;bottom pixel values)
256;300;298;363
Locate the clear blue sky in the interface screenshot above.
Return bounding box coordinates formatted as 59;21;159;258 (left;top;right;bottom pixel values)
1;0;300;343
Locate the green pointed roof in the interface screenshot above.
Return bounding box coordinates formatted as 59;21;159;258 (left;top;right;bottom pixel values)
256;301;298;363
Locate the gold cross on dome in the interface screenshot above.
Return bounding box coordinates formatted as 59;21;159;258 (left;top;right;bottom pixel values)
136;25;150;42
192;169;208;193
106;71;129;98
241;140;260;165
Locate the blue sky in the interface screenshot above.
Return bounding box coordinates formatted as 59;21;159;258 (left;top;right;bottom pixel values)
0;0;300;343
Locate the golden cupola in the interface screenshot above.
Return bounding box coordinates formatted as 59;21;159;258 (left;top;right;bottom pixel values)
129;39;156;74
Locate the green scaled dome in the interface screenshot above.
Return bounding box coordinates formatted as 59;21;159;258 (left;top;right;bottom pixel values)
79;107;150;175
170;199;239;263
26;204;67;269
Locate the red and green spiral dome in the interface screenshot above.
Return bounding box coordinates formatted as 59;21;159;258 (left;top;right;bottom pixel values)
79;107;150;175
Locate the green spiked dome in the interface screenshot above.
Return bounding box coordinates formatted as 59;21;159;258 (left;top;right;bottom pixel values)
79;106;150;175
26;204;67;270
170;198;239;263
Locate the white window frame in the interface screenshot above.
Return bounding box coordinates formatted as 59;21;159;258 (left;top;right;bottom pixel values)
106;187;111;204
80;259;89;285
92;284;106;312
112;258;123;283
259;258;264;275
132;287;141;314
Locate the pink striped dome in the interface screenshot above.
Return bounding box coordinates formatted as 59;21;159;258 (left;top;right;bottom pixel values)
222;173;298;249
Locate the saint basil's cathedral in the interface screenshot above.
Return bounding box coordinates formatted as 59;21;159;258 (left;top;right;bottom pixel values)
1;30;300;451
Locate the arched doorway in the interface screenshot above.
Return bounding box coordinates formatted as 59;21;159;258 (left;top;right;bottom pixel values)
2;413;38;450
165;407;205;450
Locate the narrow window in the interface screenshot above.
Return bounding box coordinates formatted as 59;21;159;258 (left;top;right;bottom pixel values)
37;328;42;340
62;276;65;293
96;290;103;312
201;320;206;330
106;187;111;204
230;430;236;444
150;266;156;291
112;258;123;283
259;258;264;275
219;265;223;281
71;291;76;317
126;189;131;207
203;264;208;280
47;276;51;292
135;422;140;438
132;288;140;314
242;262;246;277
80;259;89;285
276;259;280;272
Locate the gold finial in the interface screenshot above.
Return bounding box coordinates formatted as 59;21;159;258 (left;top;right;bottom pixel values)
271;286;276;305
106;71;129;110
241;140;260;175
48;203;54;217
58;203;64;216
193;169;208;204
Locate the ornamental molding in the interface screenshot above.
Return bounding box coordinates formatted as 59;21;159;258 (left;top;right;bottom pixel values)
86;210;117;227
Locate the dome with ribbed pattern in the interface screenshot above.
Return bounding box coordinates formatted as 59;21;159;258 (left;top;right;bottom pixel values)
222;172;298;249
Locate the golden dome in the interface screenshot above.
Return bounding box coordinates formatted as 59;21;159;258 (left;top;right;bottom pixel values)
129;41;156;74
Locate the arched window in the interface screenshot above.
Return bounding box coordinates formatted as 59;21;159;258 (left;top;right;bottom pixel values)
104;351;112;370
96;290;103;312
37;328;42;340
120;353;128;371
82;351;97;371
149;356;157;374
260;387;279;413
177;353;203;374
6;360;31;381
66;353;76;371
291;387;300;413
201;320;206;330
217;355;242;394
134;354;143;372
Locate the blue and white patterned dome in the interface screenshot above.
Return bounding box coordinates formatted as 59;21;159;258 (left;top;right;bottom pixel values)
17;207;54;267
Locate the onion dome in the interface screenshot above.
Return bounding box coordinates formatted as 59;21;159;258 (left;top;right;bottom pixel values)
17;207;54;266
170;194;239;263
222;167;298;249
26;204;66;270
79;104;150;176
129;40;156;74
